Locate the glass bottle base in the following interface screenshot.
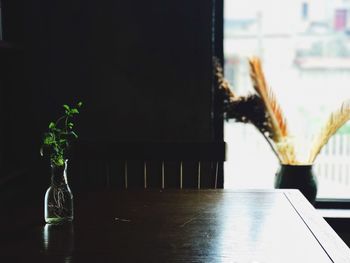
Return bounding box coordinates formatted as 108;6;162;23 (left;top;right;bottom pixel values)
45;216;73;225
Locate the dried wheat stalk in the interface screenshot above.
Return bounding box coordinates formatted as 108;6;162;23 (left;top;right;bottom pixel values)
309;100;350;163
249;57;296;163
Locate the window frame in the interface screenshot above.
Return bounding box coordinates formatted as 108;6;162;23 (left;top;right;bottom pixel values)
219;0;350;207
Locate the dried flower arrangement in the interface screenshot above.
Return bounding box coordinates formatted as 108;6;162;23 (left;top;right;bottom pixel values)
215;56;350;165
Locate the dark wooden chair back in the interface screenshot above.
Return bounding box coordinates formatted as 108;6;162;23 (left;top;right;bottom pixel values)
69;141;226;190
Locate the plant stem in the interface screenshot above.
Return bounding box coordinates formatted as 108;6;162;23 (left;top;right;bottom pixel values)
65;116;69;133
55;115;66;126
256;127;283;163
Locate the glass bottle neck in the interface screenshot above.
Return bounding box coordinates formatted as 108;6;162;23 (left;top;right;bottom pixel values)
50;161;68;187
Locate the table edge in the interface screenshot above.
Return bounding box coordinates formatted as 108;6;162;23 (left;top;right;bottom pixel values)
285;190;350;263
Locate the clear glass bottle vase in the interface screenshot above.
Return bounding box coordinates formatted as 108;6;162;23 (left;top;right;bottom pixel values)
45;160;73;224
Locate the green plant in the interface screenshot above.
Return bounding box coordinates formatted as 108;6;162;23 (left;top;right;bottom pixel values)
40;102;83;166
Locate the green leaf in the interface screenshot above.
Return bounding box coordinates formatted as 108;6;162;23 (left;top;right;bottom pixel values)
51;127;61;133
71;108;79;114
52;156;65;167
63;104;70;111
49;122;55;129
77;102;83;107
53;146;60;153
71;131;78;138
43;135;55;145
61;131;72;136
57;158;65;166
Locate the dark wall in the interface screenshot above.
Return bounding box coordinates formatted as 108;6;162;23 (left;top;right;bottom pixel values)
0;0;221;176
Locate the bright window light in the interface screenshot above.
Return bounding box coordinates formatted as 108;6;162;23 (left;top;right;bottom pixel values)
224;0;350;199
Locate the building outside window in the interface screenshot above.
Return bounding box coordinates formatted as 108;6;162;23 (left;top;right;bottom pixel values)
224;0;350;199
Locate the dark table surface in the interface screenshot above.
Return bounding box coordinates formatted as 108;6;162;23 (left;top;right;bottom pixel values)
1;189;350;262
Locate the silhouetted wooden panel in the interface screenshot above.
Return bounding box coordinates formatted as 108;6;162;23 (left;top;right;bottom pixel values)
72;141;226;161
200;161;215;189
107;160;125;189
70;141;226;189
163;161;180;188
146;160;162;189
182;161;198;188
125;160;144;189
0;190;349;262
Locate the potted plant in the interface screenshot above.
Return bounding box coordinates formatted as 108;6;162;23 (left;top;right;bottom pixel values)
41;102;82;224
215;57;350;204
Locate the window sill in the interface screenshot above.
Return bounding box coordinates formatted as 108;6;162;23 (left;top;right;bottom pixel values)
317;209;350;219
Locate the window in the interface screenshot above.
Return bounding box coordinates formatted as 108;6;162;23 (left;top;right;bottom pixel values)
224;0;350;199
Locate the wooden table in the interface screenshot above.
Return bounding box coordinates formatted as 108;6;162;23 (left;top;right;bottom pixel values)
1;190;350;262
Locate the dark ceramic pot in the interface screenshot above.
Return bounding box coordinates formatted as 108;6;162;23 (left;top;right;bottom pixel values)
275;164;317;204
